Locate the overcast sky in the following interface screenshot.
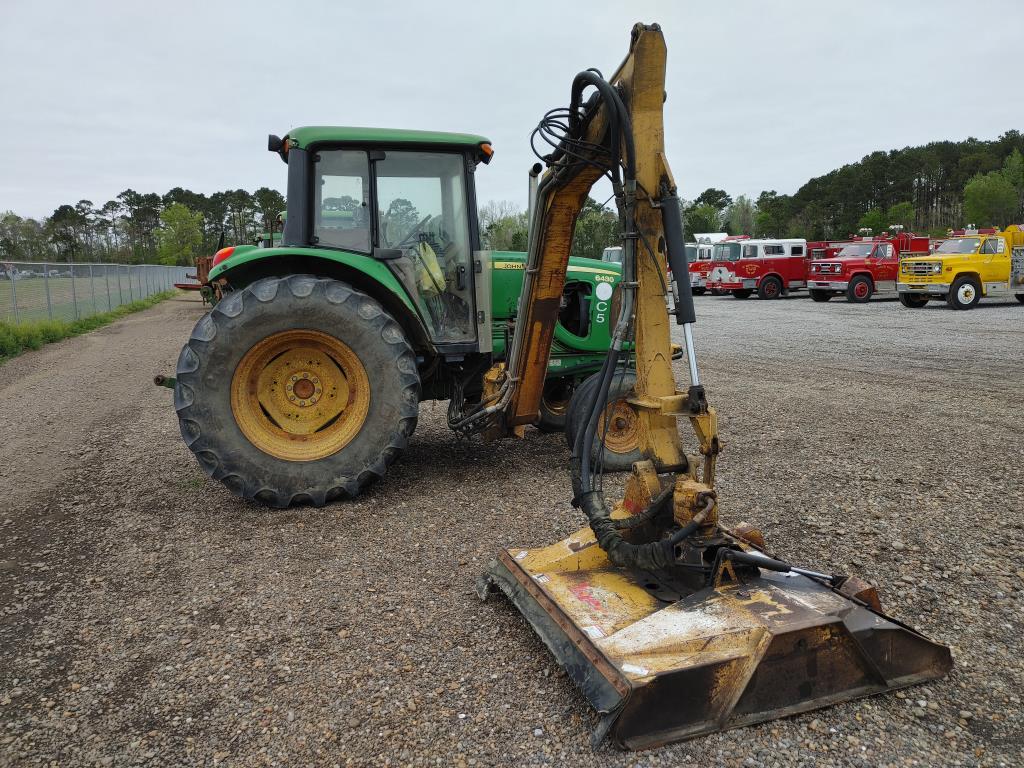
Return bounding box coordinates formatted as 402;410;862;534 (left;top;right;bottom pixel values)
2;0;1022;219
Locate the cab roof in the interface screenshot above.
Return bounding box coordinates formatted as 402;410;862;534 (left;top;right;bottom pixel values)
285;126;491;150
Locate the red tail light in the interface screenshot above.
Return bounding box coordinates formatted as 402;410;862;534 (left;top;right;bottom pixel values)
212;246;235;267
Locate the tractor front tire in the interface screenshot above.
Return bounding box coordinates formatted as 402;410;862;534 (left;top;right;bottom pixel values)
537;378;575;433
174;275;420;507
565;370;644;473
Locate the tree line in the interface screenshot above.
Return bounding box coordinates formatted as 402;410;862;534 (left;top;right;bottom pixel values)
481;131;1024;256
6;130;1022;266
0;187;285;266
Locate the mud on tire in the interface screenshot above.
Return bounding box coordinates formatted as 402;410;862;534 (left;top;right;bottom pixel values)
174;275;420;507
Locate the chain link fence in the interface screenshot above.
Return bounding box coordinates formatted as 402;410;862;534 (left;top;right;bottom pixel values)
0;262;190;325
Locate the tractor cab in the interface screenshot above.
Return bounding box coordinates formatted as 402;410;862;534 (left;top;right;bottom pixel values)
269;126;494;353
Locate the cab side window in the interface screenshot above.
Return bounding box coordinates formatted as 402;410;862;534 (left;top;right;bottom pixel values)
790;245;804;256
763;244;785;256
980;238;1004;254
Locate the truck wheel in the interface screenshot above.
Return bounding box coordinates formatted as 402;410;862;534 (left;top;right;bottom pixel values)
731;289;753;299
537;378;575;433
757;276;783;300
809;290;831;302
846;275;873;303
691;287;707;296
174;275;420;507
1016;294;1024;304
565;370;644;472
947;276;981;310
898;293;929;309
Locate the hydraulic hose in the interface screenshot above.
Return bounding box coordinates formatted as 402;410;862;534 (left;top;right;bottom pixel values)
563;70;687;571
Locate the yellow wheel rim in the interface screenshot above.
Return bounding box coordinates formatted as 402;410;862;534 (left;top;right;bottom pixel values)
230;329;370;462
601;398;640;454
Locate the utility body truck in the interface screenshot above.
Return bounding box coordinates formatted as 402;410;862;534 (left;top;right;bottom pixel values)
898;225;1024;309
808;231;930;303
706;237;809;298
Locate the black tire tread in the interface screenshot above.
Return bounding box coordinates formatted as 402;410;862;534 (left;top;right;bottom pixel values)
174;275;420;507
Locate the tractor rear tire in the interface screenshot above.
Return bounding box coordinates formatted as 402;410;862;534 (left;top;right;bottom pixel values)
757;275;783;300
731;289;753;299
537;378;575;433
846;275;873;303
809;290;831;302
174;275;420;507
898;293;929;309
565;370;644;473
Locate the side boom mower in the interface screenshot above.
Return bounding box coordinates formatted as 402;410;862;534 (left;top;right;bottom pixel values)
476;23;951;749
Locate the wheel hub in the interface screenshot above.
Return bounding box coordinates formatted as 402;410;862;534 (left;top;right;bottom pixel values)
286;372;322;406
230;329;370;462
602;399;640;454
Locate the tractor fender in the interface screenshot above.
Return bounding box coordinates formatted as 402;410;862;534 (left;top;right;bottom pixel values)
210;246;431;350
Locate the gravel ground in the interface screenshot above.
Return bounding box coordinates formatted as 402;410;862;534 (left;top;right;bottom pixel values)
1;291;1022;767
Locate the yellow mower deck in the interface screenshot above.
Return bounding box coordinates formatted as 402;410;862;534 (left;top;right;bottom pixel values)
482;527;952;750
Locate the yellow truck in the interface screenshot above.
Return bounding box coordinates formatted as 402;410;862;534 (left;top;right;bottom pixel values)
898;224;1024;309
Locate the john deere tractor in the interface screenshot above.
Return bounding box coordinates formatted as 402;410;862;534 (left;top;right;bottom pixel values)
173;127;632;506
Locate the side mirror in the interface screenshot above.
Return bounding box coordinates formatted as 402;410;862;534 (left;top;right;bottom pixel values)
373;247;405;261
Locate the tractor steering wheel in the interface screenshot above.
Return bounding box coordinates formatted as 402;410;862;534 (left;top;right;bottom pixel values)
394;215;435;249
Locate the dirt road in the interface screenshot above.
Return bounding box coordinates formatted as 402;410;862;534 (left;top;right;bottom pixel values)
1;292;1021;767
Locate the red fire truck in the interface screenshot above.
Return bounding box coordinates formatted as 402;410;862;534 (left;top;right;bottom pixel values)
807;231;930;303
686;234;744;295
707;238;811;299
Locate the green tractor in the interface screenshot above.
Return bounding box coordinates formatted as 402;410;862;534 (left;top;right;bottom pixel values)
174;127;633;506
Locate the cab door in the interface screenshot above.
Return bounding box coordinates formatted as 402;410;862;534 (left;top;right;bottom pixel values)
374;150;478;348
874;242;897;289
978;236;1008;288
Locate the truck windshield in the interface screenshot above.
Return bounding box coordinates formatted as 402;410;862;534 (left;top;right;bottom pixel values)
837;243;874;257
685;245;697;263
935;237;980;254
713;243;742;261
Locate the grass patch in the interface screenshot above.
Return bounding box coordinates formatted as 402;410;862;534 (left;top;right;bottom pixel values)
0;290;178;363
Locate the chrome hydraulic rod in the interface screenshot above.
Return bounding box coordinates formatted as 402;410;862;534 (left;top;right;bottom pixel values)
682;323;700;387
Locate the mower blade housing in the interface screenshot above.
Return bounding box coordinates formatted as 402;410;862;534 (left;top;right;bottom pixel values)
483;527;951;750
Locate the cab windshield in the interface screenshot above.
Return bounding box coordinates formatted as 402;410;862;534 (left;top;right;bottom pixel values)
713;242;742;262
936;237;980;254
837;243;874;257
685;245;697;263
